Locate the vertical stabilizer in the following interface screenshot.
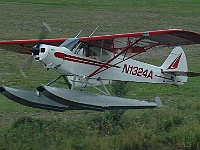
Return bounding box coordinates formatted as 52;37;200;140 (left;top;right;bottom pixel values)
161;47;188;85
161;46;188;72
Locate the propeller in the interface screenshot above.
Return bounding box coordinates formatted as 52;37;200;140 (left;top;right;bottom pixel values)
20;56;33;78
20;22;51;78
30;21;51;56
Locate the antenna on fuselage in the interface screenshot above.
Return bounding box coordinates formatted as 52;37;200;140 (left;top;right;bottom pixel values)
89;26;99;37
75;30;83;38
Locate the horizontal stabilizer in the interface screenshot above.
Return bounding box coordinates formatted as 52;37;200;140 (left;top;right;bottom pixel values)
162;71;200;77
187;72;200;77
37;86;161;111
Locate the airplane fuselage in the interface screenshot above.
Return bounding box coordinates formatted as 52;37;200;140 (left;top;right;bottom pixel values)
36;43;187;87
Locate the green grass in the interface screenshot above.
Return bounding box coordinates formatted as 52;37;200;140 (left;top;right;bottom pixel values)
0;0;200;149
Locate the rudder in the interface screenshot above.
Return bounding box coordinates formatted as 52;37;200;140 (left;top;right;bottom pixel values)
161;46;188;85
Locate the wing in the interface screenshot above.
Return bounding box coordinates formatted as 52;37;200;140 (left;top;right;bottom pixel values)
0;38;67;54
80;29;200;54
79;29;200;77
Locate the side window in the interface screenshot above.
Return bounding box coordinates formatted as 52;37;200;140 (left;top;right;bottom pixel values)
71;42;112;62
88;46;110;62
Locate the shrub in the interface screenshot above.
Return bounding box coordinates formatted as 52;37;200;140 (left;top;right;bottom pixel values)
111;81;129;97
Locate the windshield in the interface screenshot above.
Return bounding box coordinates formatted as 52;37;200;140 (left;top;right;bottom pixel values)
59;38;79;50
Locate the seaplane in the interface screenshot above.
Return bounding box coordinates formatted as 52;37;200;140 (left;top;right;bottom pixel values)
1;24;200;111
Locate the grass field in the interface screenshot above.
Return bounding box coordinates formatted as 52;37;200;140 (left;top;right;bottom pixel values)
0;0;200;149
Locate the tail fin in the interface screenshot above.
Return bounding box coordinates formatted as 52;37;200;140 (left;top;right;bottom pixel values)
161;47;188;85
161;46;188;72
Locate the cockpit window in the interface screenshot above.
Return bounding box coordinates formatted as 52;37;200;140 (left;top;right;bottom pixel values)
60;39;111;62
59;38;79;50
76;44;111;62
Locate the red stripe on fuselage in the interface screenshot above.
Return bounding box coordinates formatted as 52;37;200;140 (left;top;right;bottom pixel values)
54;52;120;68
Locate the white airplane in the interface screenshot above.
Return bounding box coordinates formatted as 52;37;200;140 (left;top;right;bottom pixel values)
1;28;200;111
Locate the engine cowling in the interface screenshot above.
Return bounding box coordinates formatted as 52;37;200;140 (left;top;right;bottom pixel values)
38;44;64;69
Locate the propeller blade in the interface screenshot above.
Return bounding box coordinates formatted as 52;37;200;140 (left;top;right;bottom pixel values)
31;22;51;55
20;56;34;78
22;22;52;78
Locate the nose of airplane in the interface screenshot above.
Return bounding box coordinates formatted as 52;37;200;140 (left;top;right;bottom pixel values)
38;44;49;61
30;45;40;56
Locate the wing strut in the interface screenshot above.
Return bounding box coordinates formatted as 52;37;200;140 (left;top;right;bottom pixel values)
18;44;32;54
88;37;143;77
